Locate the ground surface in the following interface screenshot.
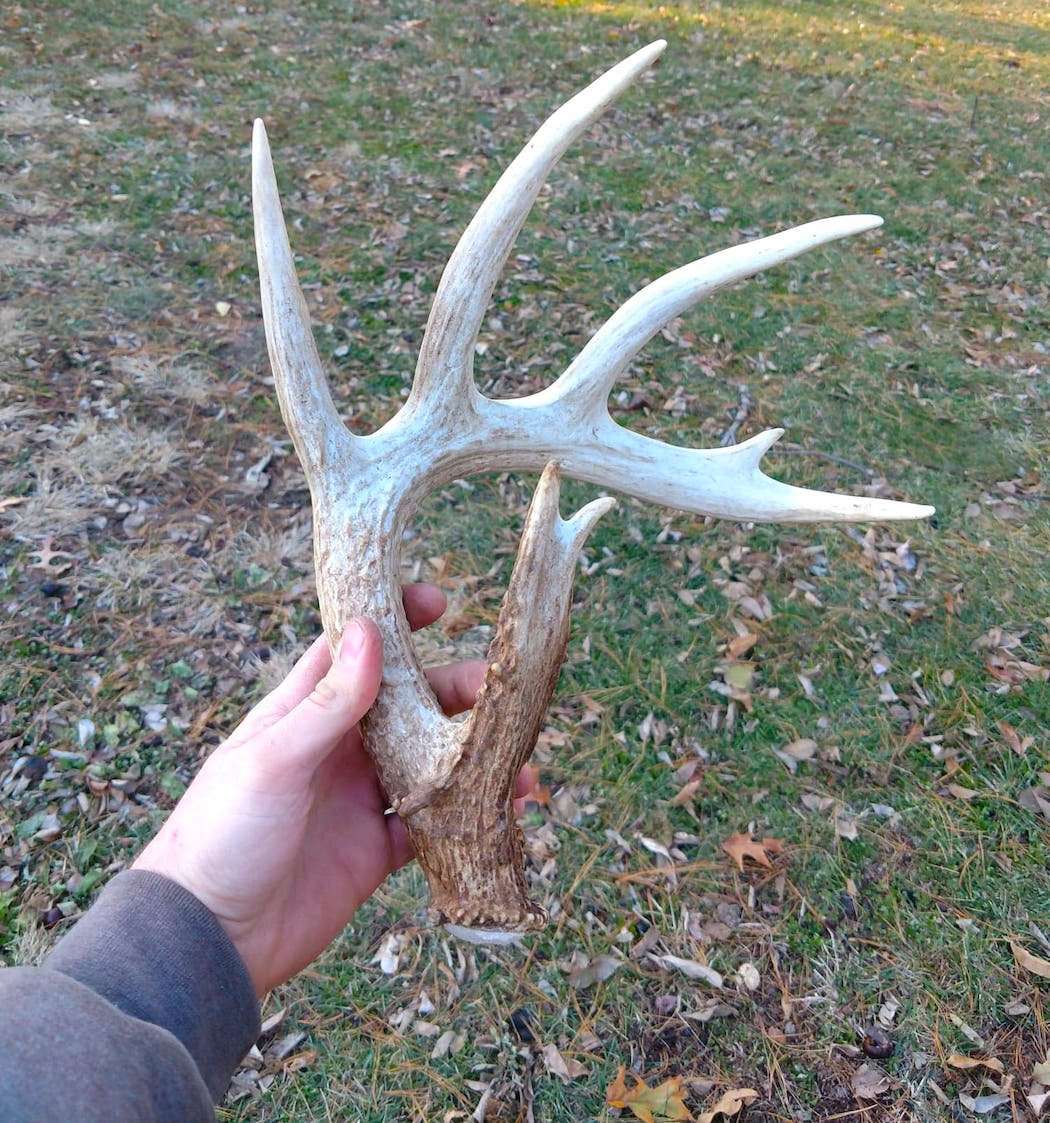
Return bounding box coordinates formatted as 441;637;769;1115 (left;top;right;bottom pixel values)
1;1;1048;1120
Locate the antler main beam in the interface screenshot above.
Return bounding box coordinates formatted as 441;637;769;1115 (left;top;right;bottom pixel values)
252;42;933;940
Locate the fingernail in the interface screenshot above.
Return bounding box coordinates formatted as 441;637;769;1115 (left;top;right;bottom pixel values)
338;620;367;662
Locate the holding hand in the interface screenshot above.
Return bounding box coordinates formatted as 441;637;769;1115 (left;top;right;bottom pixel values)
134;585;533;996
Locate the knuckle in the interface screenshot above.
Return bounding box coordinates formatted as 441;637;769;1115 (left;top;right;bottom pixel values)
308;676;345;713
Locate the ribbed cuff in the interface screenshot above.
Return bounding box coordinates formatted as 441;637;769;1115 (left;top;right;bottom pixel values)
46;870;260;1100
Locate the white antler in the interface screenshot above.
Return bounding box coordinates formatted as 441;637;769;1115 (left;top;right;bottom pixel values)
252;42;933;940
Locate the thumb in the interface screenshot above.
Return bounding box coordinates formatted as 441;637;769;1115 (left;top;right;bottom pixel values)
259;618;383;770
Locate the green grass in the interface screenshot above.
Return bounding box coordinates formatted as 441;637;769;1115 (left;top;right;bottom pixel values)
1;0;1048;1120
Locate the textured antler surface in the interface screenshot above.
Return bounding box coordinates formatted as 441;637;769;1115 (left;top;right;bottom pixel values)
252;41;933;939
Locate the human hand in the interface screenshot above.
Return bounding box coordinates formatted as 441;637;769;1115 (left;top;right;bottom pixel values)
133;584;535;996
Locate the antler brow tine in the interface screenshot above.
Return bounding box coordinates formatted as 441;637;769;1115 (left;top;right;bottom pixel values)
252;119;354;483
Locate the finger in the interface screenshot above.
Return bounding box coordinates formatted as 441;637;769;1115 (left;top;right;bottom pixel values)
403;583;447;631
515;764;539;799
513;764;539;816
255;583;440;717
227;635;332;745
425;660;487;716
258;619;383;770
385;814;414;872
234;584;443;744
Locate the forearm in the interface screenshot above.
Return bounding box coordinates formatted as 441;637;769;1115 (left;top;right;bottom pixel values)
0;871;260;1123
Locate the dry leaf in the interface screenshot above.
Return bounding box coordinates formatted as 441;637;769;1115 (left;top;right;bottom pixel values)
726;632;759;659
998;720;1033;756
1019;786;1050;821
431;1029;465;1059
540;1043;587;1081
1011;940;1050;979
877;997;900;1028
833;811;859;841
736;962;760;990
651;954;724;988
606;1067;692;1122
946;1053;1004;1075
568;953;622;990
1032;1054;1050;1084
772;738;817;773
372;930;406;975
851;1062;891;1100
948;1013;986;1048
698;1088;758;1123
671;779;703;806
959;1093;1009;1114
722;832;784;871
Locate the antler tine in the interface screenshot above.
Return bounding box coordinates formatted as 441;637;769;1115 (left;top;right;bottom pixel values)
406;40;666;425
252;119;354;484
545;420;936;523
535;215;885;420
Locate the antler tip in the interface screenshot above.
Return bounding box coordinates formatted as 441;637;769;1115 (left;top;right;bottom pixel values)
852;213;883;234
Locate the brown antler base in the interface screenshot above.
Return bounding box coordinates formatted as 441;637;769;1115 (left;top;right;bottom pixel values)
397;464;611;938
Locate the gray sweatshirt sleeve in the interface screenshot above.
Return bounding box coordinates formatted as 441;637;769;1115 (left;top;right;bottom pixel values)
0;870;260;1122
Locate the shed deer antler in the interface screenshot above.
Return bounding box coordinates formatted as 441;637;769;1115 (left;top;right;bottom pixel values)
252;41;933;941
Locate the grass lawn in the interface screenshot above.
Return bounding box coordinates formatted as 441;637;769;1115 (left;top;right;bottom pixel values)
1;0;1048;1119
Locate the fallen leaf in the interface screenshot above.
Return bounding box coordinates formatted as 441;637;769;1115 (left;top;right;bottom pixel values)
682;999;738;1023
651;954;724;988
639;835;675;863
959;1093;1009;1114
877;996;900;1028
282;1048;317;1073
431;1028;464;1055
1031;1055;1050;1084
834;811;859;841
1011;940;1050;979
28;537;74;574
540;1043;587;1081
723;662;755;691
946;1053;1004;1075
726;632;759;659
851;1062;891;1100
736;962;760;991
671;778;703;806
948;1013;986;1049
772;738;817;773
1019;786;1050;821
606;1067;692;1122
372;930;406;975
800;793;835;815
997;720;1033;756
568;953;622;990
722;832;784;871
698;1088;758;1123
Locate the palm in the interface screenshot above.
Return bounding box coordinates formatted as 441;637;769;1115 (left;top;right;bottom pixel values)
274;732;405;975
